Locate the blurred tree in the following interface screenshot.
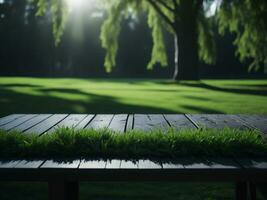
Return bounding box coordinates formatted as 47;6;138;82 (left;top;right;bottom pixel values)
217;0;267;74
30;0;267;80
100;0;215;80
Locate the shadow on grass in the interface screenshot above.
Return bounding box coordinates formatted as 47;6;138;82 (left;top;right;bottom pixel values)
0;83;41;88
182;95;212;102
0;81;225;115
179;82;267;97
181;105;224;114
153;80;267;97
39;87;182;93
224;83;267;88
0;87;181;116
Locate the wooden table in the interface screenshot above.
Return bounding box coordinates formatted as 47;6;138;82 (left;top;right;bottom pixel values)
0;114;267;200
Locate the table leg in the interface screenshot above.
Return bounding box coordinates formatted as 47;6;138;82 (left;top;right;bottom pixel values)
48;181;79;200
236;181;247;200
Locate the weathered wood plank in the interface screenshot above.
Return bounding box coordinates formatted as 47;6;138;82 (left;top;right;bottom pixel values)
14;160;44;168
161;158;214;169
85;114;114;129
126;114;134;131
162;161;184;169
79;160;106;169
182;158;240;169
164;114;196;130
75;115;95;129
41;160;80;169
186;114;248;129
134;114;169;131
0;160;21;168
138;160;162;169
202;158;240;169
47;114;87;133
106;159;121;169
182;159;214;169
232;115;267;134
238;159;267;169
12;114;52;132
26;114;68;135
108;114;128;132
1;114;37;131
120;160;138;169
0;114;25;127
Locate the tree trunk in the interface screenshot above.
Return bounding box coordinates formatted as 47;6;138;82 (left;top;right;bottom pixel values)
173;11;199;80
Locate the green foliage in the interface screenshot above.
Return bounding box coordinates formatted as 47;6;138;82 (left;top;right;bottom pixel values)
50;0;69;45
0;127;266;159
100;0;169;72
147;7;168;69
30;0;69;46
100;1;127;72
31;0;215;72
31;0;267;73
198;12;216;64
217;0;267;72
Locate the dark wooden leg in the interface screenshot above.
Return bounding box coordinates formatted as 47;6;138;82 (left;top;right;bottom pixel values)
66;181;79;200
48;181;79;200
236;182;247;200
249;182;256;200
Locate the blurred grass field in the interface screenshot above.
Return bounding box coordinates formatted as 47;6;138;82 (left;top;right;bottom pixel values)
1;78;267;116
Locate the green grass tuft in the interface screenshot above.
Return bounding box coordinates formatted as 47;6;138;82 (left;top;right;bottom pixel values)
0;128;267;160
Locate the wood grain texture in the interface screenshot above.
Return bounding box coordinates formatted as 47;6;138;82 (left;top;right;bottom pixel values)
182;158;240;169
186;114;248;129
232;115;267;134
41;160;80;169
75;115;95;129
12;114;52;132
201;158;240;169
238;159;267;169
108;114;128;132
1;114;37;131
126;114;134;131
15;160;44;169
164;114;196;130
120;160;138;169
183;159;214;169
79;160;106;169
85;114;114;129
0;114;25;127
47;114;87;133
106;159;121;169
162;161;184;169
0;160;21;168
26;114;68;135
134;114;169;131
138;160;162;169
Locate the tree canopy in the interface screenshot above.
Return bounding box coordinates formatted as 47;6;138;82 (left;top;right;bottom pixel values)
218;0;267;73
32;0;267;77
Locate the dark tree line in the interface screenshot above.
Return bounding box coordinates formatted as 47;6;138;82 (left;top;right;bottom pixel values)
0;0;265;78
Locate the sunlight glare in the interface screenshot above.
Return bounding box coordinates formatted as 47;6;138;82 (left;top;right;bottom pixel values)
66;0;86;10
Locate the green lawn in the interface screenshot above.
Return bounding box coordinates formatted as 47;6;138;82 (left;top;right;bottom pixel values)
0;77;267;116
